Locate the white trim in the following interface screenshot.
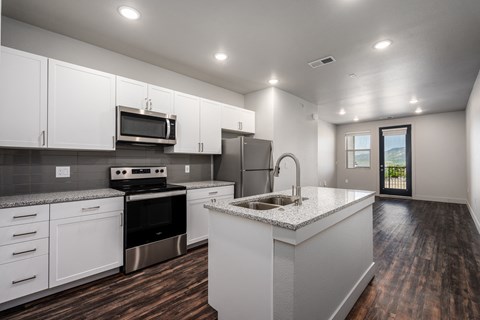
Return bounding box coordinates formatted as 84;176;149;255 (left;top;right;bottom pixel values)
377;193;467;204
467;201;480;235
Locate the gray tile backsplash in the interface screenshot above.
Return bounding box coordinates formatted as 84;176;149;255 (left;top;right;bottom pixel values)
0;145;212;196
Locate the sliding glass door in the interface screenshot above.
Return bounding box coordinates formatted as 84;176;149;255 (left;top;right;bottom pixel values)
379;125;412;196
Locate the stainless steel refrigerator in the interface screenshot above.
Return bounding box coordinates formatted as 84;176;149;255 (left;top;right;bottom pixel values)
214;137;273;198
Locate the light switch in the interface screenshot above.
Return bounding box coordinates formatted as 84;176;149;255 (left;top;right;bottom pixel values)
56;166;70;178
185;165;190;173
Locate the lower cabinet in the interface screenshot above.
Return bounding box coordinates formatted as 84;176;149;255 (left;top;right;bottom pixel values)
49;198;123;288
187;186;234;247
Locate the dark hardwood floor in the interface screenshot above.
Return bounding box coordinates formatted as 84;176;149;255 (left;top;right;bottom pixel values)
2;198;480;319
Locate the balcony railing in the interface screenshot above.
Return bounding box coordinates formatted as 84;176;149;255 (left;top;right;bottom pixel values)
384;166;407;189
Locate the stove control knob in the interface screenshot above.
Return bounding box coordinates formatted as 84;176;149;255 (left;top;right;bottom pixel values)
122;170;127;175
115;170;121;175
155;169;160;173
160;169;165;173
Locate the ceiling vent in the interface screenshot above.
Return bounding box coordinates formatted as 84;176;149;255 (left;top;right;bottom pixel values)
308;56;336;69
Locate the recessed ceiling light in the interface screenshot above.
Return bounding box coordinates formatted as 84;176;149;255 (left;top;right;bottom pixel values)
214;53;228;61
118;6;141;20
339;109;346;115
409;98;419;104
415;107;423;114
353;116;359;122
373;40;392;50
269;79;279;85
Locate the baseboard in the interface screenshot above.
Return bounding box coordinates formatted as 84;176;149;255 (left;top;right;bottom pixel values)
330;262;376;320
467;201;480;234
377;193;467;204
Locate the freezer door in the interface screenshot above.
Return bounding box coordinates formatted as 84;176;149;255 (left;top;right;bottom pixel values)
242;138;273;170
242;170;273;197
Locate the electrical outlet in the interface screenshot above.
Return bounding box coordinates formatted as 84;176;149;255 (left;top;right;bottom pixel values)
185;165;190;173
56;166;70;178
345;178;349;184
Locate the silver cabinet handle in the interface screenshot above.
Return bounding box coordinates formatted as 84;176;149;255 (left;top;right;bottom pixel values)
149;99;153;110
13;231;37;237
120;211;123;227
240;122;243;130
12;275;36;285
13;213;37;219
201;143;204;152
210;198;217;203
112;136;115;149
238;122;241;130
144;97;148;109
13;248;37;256
209;191;218;195
82;206;100;212
41;130;46;146
198;142;201;152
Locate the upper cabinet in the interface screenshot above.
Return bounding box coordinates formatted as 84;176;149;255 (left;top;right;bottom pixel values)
116;76;173;114
221;104;255;134
0;47;48;148
165;93;221;154
48;59;116;150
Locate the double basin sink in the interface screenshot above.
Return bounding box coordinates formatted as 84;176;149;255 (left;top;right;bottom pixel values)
233;195;308;210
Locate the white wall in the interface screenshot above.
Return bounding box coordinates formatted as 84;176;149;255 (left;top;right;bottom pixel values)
336;111;467;203
317;119;336;188
246;88;319;192
466;71;480;232
1;17;244;107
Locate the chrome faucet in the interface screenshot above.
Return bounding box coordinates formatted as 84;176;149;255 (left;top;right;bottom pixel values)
273;153;302;205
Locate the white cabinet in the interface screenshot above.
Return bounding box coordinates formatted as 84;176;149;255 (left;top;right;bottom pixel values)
221;104;255;134
116;76;173;114
48;59;116;150
0;46;48;148
0;205;50;304
49;198;123;288
187;186;234;247
166;93;221;154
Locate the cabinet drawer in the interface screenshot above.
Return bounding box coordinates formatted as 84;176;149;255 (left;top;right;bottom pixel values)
0;255;48;304
0;238;49;265
0;221;49;247
187;185;234;201
0;205;49;228
50;197;124;220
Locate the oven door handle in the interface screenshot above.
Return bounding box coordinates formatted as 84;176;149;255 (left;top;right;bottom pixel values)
126;190;186;202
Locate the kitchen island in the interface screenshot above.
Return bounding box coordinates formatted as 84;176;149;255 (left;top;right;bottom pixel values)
205;186;376;320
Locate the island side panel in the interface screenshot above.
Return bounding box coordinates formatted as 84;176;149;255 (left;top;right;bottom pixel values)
208;210;274;320
273;205;375;320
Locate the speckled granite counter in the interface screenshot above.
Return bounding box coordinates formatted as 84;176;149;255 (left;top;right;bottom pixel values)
204;186;375;230
175;180;235;190
0;189;125;209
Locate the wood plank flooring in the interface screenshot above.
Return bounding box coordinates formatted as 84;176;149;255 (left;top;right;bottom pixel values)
1;197;480;319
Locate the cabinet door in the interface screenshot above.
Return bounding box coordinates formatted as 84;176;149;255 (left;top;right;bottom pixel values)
170;92;200;153
240;109;256;134
0;47;47;148
221;104;241;132
148;85;174;114
48;60;116;150
200;99;221;154
187;197;210;246
116;76;148;109
49;211;123;288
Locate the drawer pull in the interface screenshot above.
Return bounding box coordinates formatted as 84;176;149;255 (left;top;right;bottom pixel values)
13;213;38;219
82;206;100;212
12;248;37;256
209;191;218;195
12;275;37;285
12;231;37;237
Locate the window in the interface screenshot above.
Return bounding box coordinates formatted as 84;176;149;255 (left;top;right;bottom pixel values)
345;132;371;168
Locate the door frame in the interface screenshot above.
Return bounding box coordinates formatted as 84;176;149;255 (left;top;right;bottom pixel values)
379;124;412;196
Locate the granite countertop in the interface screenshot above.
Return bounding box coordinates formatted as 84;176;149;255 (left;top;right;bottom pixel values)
204;186;375;231
0;188;125;209
174;180;235;190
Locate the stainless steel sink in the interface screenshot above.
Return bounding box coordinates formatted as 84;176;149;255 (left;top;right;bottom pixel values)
233;196;309;210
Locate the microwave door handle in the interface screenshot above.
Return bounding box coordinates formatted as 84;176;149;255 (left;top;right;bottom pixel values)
166;119;171;139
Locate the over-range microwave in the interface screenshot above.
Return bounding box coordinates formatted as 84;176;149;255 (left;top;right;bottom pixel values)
116;106;176;145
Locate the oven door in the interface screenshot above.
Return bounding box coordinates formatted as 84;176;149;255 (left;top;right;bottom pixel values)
117;106;176;144
125;190;186;249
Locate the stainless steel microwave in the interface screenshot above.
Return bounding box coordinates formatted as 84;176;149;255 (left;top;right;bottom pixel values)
116;106;176;145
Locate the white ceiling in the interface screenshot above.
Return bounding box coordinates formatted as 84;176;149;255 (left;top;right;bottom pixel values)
3;0;480;124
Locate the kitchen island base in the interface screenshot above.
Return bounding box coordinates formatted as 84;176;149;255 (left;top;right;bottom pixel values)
208;195;375;320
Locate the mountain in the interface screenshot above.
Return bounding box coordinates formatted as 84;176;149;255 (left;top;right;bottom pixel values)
385;147;406;166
